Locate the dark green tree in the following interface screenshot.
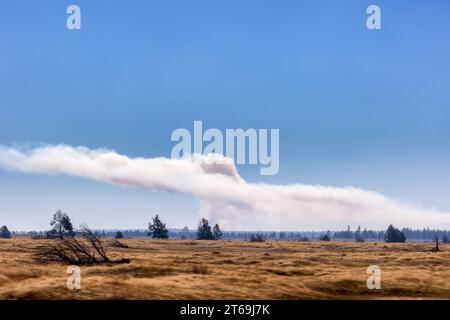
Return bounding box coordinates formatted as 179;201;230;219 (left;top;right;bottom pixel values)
385;225;406;243
48;210;74;239
114;231;124;239
212;224;223;240
196;218;214;240
0;225;12;239
148;215;169;239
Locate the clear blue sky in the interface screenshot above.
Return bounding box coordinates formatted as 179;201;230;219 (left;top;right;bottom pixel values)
1;0;450;230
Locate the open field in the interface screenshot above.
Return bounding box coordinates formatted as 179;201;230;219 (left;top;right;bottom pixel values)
0;238;449;299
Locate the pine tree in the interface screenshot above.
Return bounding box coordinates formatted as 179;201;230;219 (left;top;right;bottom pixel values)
213;224;223;240
48;210;74;239
196;218;214;240
148;215;169;239
385;225;407;243
0;225;12;239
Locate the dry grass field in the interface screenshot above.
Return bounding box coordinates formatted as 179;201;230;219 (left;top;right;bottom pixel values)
0;238;449;300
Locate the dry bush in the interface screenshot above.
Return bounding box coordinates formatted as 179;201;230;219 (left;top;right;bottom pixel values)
249;234;265;242
34;226;128;265
110;239;128;248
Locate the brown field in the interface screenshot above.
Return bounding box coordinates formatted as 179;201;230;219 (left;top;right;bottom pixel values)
0;238;449;300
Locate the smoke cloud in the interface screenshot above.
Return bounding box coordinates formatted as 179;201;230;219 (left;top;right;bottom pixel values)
0;144;449;230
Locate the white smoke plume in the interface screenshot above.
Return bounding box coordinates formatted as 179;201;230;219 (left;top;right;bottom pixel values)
0;144;449;230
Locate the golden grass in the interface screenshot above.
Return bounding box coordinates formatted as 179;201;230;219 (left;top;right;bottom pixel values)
0;238;449;300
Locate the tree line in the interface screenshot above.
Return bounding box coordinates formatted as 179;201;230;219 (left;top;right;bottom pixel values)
146;215;223;240
333;225;449;243
0;210;224;241
2;210;449;244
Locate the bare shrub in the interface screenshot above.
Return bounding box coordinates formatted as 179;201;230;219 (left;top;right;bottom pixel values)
249;234;265;242
432;237;439;252
319;234;331;241
110;239;129;248
34;226;129;265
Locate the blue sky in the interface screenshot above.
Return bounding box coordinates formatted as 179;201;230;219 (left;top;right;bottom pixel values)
1;0;450;230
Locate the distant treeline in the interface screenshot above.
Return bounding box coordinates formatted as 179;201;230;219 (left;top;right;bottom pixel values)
5;210;447;243
333;226;449;241
15;226;449;241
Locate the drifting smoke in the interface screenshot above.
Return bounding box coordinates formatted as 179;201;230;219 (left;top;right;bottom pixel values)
0;144;449;230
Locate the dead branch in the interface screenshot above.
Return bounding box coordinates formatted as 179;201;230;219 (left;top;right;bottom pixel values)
34;226;128;265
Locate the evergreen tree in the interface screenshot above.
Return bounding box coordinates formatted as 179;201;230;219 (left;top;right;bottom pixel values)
443;235;449;244
0;225;12;239
48;210;74;239
196;218;214;240
148;214;169;239
114;231;124;239
213;224;223;240
385;225;407;243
